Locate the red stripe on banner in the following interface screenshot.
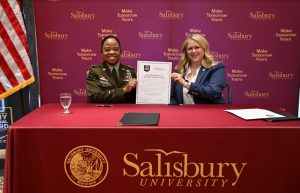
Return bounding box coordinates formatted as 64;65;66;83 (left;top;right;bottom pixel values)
0;53;19;88
0;82;6;95
1;0;29;53
0;22;31;80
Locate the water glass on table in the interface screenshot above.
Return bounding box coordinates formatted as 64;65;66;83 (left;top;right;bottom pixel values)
60;93;72;114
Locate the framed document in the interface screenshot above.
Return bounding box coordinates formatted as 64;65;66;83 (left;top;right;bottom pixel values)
136;60;172;104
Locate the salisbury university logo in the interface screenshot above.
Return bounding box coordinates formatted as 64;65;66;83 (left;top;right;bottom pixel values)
64;145;109;188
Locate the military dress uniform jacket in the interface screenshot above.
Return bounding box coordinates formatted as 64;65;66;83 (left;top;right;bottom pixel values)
86;63;137;103
170;62;226;104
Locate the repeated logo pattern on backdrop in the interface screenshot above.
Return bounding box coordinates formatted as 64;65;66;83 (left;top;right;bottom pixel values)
34;0;299;115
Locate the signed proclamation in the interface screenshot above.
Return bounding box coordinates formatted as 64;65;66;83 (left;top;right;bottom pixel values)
136;61;172;104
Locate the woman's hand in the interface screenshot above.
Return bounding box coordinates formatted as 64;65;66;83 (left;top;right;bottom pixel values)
171;73;185;85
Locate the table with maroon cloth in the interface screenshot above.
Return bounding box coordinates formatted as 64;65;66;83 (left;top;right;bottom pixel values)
4;103;300;193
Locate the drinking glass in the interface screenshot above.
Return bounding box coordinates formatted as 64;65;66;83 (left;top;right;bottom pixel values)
60;93;72;114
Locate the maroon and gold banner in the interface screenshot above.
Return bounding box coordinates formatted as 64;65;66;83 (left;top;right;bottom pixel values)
33;0;300;115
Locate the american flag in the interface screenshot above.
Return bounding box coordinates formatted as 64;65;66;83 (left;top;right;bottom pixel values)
0;0;35;99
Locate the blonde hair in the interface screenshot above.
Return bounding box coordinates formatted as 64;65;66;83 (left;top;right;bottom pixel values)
176;34;216;75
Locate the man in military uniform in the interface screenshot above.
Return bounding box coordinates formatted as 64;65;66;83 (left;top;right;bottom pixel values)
86;35;137;103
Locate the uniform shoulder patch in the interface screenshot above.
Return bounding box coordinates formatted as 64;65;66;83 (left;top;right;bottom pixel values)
122;64;134;69
88;64;103;72
90;64;101;69
87;64;102;77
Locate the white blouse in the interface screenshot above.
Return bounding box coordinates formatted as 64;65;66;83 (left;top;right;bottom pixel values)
183;65;201;104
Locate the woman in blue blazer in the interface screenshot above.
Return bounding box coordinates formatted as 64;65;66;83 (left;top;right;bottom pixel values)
171;34;226;104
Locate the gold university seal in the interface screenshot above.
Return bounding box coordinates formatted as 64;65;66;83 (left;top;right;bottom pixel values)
64;145;109;188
